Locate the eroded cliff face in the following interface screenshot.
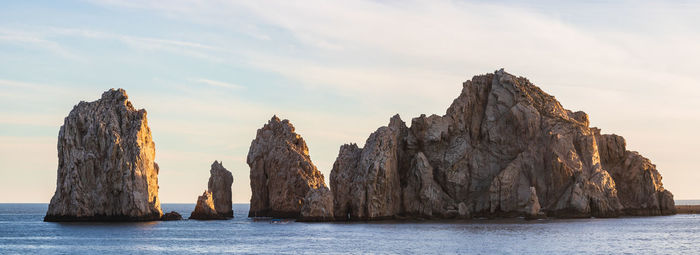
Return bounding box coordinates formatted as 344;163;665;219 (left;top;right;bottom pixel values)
45;89;162;222
247;116;329;218
594;129;675;215
300;186;334;221
330;69;674;220
330;116;406;220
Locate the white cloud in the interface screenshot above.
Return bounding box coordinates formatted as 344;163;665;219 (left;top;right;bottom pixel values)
191;78;245;90
97;0;699;199
0;29;82;60
0;26;231;62
85;1;700;111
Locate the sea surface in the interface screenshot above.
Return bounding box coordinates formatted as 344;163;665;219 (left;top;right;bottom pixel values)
1;202;699;254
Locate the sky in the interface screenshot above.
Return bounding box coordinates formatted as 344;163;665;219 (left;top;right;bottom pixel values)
0;0;698;203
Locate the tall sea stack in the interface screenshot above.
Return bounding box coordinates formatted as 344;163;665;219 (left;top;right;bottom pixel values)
45;88;162;222
190;161;234;220
331;69;675;220
247;116;331;219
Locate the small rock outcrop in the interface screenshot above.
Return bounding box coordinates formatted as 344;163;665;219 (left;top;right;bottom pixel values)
190;191;224;220
247;116;330;218
45;88;162;222
330;69;674;220
189;161;234;220
161;211;183;221
524;187;544;219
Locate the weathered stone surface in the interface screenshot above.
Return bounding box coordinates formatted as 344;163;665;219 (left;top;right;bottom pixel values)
594;129;676;215
299;186;334;221
161;211;183;221
524;187;544;219
247;116;327;218
208;161;234;218
402;151;455;218
189;161;234;220
330;69;674;220
330;115;405;220
190;190;225;220
45;88;162;222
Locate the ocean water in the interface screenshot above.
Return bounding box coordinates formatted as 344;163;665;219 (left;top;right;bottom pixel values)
1;203;699;254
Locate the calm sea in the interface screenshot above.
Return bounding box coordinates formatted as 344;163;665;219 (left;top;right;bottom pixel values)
1;202;699;254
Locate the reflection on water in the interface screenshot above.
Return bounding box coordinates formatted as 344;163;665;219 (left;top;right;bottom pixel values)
0;203;698;254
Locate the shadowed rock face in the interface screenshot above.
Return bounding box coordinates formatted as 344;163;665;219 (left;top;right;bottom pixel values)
300;186;334;221
189;161;234;220
330;69;674;220
330;116;406;220
594;130;676;215
247;116;328;218
45;89;162;222
208;161;234;217
162;211;183;221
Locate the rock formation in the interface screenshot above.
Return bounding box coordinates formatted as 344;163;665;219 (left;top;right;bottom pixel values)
330;116;406;220
330;69;674;220
594;129;676;215
162;211;183;221
208;161;234;217
45;88;162;222
300;186;334;221
190;191;223;220
247;116;330;218
189;161;234;220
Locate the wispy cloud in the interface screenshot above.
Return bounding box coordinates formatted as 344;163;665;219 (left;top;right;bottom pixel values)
3;0;699;201
84;0;700;111
0;29;82;60
84;0;700;200
0;112;63;127
0;78;86;97
191;78;245;90
0;26;230;62
0;79;48;90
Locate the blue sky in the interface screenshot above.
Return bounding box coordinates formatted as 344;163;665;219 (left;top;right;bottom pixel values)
1;0;699;203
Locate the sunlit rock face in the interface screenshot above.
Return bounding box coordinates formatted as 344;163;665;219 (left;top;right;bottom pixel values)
247;116;328;218
190;191;221;220
189;161;234;220
45;89;162;222
330;69;674;220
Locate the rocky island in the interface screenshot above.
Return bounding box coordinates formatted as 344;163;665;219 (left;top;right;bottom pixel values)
44;89;162;222
189;161;234;220
43;70;676;223
247;116;333;220
250;69;675;221
329;69;675;220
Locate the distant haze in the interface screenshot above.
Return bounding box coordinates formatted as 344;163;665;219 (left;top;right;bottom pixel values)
1;0;698;203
